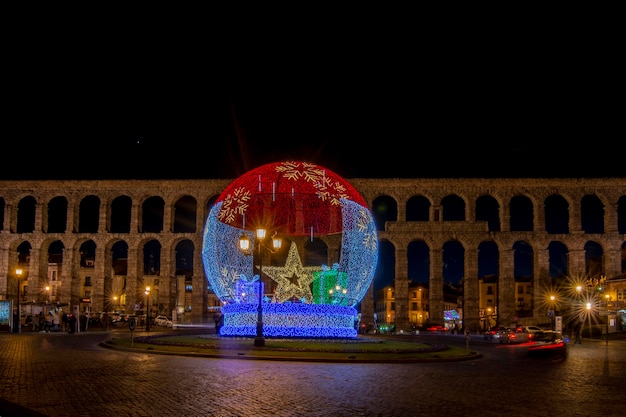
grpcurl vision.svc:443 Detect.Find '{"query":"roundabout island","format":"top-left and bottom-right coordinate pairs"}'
top-left (101, 330), bottom-right (482, 363)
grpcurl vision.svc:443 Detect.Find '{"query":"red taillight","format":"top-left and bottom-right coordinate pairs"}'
top-left (530, 342), bottom-right (564, 351)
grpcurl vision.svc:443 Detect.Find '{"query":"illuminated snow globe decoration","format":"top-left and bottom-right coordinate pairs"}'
top-left (202, 161), bottom-right (378, 338)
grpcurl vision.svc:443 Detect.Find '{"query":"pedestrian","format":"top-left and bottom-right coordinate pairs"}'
top-left (38, 311), bottom-right (45, 332)
top-left (52, 310), bottom-right (60, 332)
top-left (103, 312), bottom-right (109, 330)
top-left (68, 313), bottom-right (77, 334)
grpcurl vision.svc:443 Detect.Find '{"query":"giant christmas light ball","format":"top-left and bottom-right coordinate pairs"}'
top-left (202, 161), bottom-right (378, 338)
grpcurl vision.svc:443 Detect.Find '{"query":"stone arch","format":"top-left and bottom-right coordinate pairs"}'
top-left (407, 239), bottom-right (429, 283)
top-left (548, 240), bottom-right (569, 278)
top-left (478, 240), bottom-right (499, 278)
top-left (584, 240), bottom-right (604, 278)
top-left (141, 196), bottom-right (165, 233)
top-left (78, 195), bottom-right (100, 233)
top-left (17, 195), bottom-right (36, 233)
top-left (441, 194), bottom-right (465, 221)
top-left (476, 195), bottom-right (500, 232)
top-left (372, 195), bottom-right (397, 231)
top-left (510, 195), bottom-right (534, 232)
top-left (545, 194), bottom-right (569, 234)
top-left (581, 194), bottom-right (604, 234)
top-left (173, 195), bottom-right (197, 233)
top-left (406, 195), bottom-right (430, 221)
top-left (46, 195), bottom-right (68, 233)
top-left (442, 240), bottom-right (465, 284)
top-left (110, 195), bottom-right (132, 233)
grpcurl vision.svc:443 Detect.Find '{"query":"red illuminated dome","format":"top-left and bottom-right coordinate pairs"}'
top-left (216, 161), bottom-right (368, 236)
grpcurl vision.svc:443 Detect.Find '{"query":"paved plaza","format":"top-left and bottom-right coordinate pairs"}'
top-left (1, 328), bottom-right (625, 417)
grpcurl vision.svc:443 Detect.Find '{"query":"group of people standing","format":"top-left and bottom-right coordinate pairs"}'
top-left (27, 310), bottom-right (59, 332)
top-left (25, 309), bottom-right (80, 333)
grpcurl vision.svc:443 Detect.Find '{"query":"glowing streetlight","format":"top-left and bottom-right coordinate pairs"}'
top-left (238, 228), bottom-right (282, 347)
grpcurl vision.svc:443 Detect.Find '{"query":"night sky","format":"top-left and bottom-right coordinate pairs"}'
top-left (6, 92), bottom-right (621, 181)
top-left (4, 16), bottom-right (621, 182)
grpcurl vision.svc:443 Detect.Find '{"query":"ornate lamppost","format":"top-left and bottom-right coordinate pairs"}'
top-left (15, 268), bottom-right (23, 334)
top-left (145, 286), bottom-right (151, 332)
top-left (239, 228), bottom-right (282, 347)
top-left (549, 294), bottom-right (556, 330)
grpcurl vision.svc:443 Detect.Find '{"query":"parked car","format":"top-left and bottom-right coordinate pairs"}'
top-left (517, 325), bottom-right (543, 334)
top-left (154, 315), bottom-right (172, 327)
top-left (112, 313), bottom-right (136, 326)
top-left (527, 330), bottom-right (567, 359)
top-left (499, 327), bottom-right (533, 344)
top-left (483, 326), bottom-right (508, 341)
top-left (109, 313), bottom-right (124, 325)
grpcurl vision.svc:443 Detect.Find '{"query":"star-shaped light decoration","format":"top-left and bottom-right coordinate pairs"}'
top-left (261, 241), bottom-right (321, 303)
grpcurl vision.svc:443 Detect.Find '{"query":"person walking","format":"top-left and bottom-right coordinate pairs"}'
top-left (38, 311), bottom-right (45, 332)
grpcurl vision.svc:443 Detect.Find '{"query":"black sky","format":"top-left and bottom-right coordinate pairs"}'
top-left (4, 15), bottom-right (622, 181)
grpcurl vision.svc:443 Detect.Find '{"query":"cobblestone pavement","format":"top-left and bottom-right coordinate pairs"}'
top-left (1, 328), bottom-right (625, 417)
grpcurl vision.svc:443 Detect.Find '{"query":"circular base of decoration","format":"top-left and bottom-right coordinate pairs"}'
top-left (219, 303), bottom-right (358, 339)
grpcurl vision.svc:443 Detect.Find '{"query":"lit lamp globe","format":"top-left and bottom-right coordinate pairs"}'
top-left (202, 161), bottom-right (378, 338)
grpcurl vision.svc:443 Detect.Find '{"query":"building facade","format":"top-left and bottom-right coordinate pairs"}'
top-left (1, 177), bottom-right (625, 333)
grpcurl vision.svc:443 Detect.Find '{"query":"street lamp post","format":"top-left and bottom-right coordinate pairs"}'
top-left (145, 286), bottom-right (151, 332)
top-left (239, 228), bottom-right (281, 347)
top-left (15, 268), bottom-right (23, 334)
top-left (605, 294), bottom-right (610, 347)
top-left (575, 285), bottom-right (583, 343)
top-left (549, 294), bottom-right (556, 331)
top-left (586, 302), bottom-right (592, 341)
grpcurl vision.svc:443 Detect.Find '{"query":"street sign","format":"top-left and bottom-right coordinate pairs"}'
top-left (555, 316), bottom-right (562, 333)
